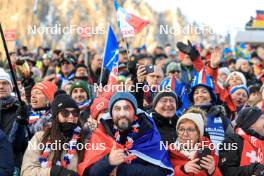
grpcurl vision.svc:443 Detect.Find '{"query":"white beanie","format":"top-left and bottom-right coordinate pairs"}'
top-left (219, 67), bottom-right (231, 76)
top-left (0, 68), bottom-right (12, 86)
top-left (225, 71), bottom-right (247, 87)
top-left (176, 113), bottom-right (205, 137)
top-left (236, 58), bottom-right (249, 70)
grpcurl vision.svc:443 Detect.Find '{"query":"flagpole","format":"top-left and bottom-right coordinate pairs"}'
top-left (122, 37), bottom-right (131, 62)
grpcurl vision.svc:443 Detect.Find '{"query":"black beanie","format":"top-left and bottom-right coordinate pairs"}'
top-left (236, 107), bottom-right (263, 131)
top-left (153, 91), bottom-right (179, 109)
top-left (51, 90), bottom-right (79, 118)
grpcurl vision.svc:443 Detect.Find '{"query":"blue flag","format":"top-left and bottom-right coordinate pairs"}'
top-left (103, 26), bottom-right (119, 72)
top-left (130, 112), bottom-right (174, 176)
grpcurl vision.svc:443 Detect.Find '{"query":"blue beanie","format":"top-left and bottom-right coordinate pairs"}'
top-left (229, 85), bottom-right (249, 97)
top-left (109, 92), bottom-right (138, 116)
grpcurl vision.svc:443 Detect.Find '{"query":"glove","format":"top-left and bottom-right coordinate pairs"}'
top-left (16, 101), bottom-right (29, 125)
top-left (176, 40), bottom-right (200, 60)
top-left (16, 58), bottom-right (30, 78)
top-left (254, 164), bottom-right (264, 176)
top-left (50, 165), bottom-right (78, 176)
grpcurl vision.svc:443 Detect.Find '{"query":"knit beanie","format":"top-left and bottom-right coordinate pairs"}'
top-left (229, 85), bottom-right (249, 97)
top-left (109, 92), bottom-right (138, 117)
top-left (176, 112), bottom-right (205, 137)
top-left (236, 107), bottom-right (263, 131)
top-left (32, 81), bottom-right (57, 102)
top-left (51, 90), bottom-right (79, 118)
top-left (225, 71), bottom-right (247, 87)
top-left (153, 91), bottom-right (179, 109)
top-left (0, 69), bottom-right (12, 86)
top-left (70, 80), bottom-right (90, 98)
top-left (219, 67), bottom-right (231, 76)
top-left (236, 58), bottom-right (249, 70)
top-left (90, 97), bottom-right (109, 119)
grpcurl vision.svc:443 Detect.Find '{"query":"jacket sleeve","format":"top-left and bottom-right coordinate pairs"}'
top-left (20, 132), bottom-right (51, 176)
top-left (219, 134), bottom-right (257, 176)
top-left (0, 132), bottom-right (14, 176)
top-left (83, 155), bottom-right (115, 176)
top-left (133, 82), bottom-right (144, 110)
top-left (192, 55), bottom-right (204, 72)
top-left (116, 162), bottom-right (167, 176)
top-left (173, 165), bottom-right (188, 176)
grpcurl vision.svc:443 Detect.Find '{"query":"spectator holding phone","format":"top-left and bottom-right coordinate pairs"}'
top-left (169, 107), bottom-right (222, 176)
top-left (136, 65), bottom-right (164, 110)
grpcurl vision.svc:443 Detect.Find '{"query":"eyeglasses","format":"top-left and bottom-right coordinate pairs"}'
top-left (177, 128), bottom-right (197, 135)
top-left (60, 109), bottom-right (80, 118)
top-left (61, 61), bottom-right (70, 65)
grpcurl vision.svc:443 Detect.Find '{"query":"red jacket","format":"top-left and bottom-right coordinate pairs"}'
top-left (168, 137), bottom-right (222, 176)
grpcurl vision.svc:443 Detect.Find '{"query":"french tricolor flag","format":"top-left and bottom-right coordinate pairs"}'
top-left (114, 0), bottom-right (149, 38)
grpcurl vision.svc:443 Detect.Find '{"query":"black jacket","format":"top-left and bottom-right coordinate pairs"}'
top-left (151, 111), bottom-right (178, 145)
top-left (219, 132), bottom-right (264, 176)
top-left (0, 129), bottom-right (14, 176)
top-left (0, 97), bottom-right (28, 169)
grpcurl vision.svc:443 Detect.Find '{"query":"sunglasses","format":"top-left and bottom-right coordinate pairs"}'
top-left (60, 109), bottom-right (80, 118)
top-left (169, 70), bottom-right (180, 74)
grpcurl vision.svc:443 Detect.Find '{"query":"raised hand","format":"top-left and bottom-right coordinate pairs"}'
top-left (176, 40), bottom-right (200, 60)
top-left (15, 58), bottom-right (30, 78)
top-left (137, 65), bottom-right (147, 83)
top-left (210, 47), bottom-right (222, 69)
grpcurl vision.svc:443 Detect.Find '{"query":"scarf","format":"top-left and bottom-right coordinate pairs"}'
top-left (29, 107), bottom-right (52, 134)
top-left (78, 99), bottom-right (91, 111)
top-left (0, 96), bottom-right (17, 109)
top-left (176, 139), bottom-right (199, 160)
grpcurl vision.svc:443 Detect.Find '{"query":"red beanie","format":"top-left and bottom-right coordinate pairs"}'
top-left (90, 97), bottom-right (109, 119)
top-left (32, 81), bottom-right (57, 102)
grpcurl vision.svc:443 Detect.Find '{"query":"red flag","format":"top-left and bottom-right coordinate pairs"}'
top-left (126, 13), bottom-right (149, 34)
top-left (78, 128), bottom-right (123, 175)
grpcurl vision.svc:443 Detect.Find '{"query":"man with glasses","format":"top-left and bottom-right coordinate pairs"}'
top-left (0, 69), bottom-right (27, 174)
top-left (151, 91), bottom-right (179, 145)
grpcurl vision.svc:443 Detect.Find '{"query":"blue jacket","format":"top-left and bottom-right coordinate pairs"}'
top-left (0, 129), bottom-right (14, 176)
